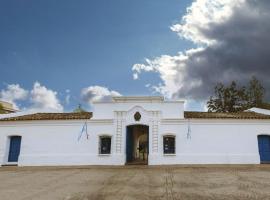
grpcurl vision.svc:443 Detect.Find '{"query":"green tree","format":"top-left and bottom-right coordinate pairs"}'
top-left (247, 76), bottom-right (265, 108)
top-left (73, 104), bottom-right (86, 113)
top-left (0, 103), bottom-right (5, 114)
top-left (207, 81), bottom-right (247, 112)
top-left (207, 77), bottom-right (266, 112)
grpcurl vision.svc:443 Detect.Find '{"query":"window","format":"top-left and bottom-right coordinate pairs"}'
top-left (99, 136), bottom-right (111, 154)
top-left (163, 135), bottom-right (175, 154)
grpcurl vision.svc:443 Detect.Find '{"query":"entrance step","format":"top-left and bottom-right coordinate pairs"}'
top-left (126, 160), bottom-right (148, 165)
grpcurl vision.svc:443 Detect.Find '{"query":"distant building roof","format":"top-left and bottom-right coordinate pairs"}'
top-left (184, 111), bottom-right (270, 119)
top-left (246, 107), bottom-right (270, 116)
top-left (0, 112), bottom-right (92, 121)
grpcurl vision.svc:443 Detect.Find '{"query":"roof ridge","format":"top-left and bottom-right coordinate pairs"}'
top-left (0, 112), bottom-right (93, 121)
top-left (184, 111), bottom-right (270, 119)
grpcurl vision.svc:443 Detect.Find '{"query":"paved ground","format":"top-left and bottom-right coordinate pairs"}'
top-left (1, 165), bottom-right (270, 200)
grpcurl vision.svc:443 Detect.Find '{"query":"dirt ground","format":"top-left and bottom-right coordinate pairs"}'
top-left (1, 165), bottom-right (270, 200)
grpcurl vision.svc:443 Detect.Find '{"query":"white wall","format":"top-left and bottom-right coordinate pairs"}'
top-left (0, 120), bottom-right (124, 166)
top-left (0, 118), bottom-right (269, 166)
top-left (150, 119), bottom-right (270, 165)
top-left (92, 100), bottom-right (184, 119)
top-left (0, 97), bottom-right (269, 166)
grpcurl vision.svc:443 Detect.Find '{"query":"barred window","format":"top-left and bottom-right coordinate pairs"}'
top-left (163, 135), bottom-right (175, 154)
top-left (99, 136), bottom-right (111, 154)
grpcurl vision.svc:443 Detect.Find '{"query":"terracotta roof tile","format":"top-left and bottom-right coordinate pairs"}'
top-left (0, 112), bottom-right (92, 121)
top-left (184, 111), bottom-right (270, 119)
top-left (1, 111), bottom-right (269, 121)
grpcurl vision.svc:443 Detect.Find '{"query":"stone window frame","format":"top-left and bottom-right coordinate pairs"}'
top-left (163, 135), bottom-right (176, 155)
top-left (98, 135), bottom-right (112, 155)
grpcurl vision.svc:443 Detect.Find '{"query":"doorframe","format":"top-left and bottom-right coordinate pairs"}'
top-left (4, 135), bottom-right (22, 165)
top-left (257, 134), bottom-right (270, 164)
top-left (125, 124), bottom-right (149, 165)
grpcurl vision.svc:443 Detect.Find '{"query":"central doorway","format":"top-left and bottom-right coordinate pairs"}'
top-left (126, 125), bottom-right (149, 165)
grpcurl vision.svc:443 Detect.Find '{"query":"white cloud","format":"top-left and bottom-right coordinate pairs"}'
top-left (0, 84), bottom-right (28, 109)
top-left (29, 82), bottom-right (63, 112)
top-left (81, 85), bottom-right (121, 105)
top-left (132, 0), bottom-right (270, 103)
top-left (170, 0), bottom-right (243, 45)
top-left (184, 99), bottom-right (208, 111)
top-left (133, 73), bottom-right (139, 80)
top-left (65, 89), bottom-right (71, 105)
top-left (145, 84), bottom-right (151, 88)
top-left (133, 48), bottom-right (204, 98)
top-left (132, 62), bottom-right (155, 73)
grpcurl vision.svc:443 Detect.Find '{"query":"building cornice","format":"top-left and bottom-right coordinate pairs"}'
top-left (161, 118), bottom-right (270, 125)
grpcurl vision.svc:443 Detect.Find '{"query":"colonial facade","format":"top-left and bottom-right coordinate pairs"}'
top-left (0, 96), bottom-right (270, 166)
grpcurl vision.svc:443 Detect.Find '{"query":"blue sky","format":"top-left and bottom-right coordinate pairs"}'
top-left (0, 0), bottom-right (195, 111)
top-left (1, 0), bottom-right (268, 112)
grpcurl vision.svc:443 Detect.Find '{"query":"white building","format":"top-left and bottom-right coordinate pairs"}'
top-left (0, 96), bottom-right (270, 166)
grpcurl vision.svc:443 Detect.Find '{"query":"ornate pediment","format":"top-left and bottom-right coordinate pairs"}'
top-left (134, 112), bottom-right (141, 121)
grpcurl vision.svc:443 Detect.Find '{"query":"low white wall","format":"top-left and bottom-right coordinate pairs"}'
top-left (0, 120), bottom-right (125, 166)
top-left (151, 119), bottom-right (269, 165)
top-left (0, 118), bottom-right (269, 166)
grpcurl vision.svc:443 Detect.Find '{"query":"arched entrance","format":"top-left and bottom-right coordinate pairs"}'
top-left (126, 125), bottom-right (149, 165)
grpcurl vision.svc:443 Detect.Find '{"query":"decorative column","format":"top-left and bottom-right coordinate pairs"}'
top-left (151, 111), bottom-right (159, 153)
top-left (115, 111), bottom-right (125, 154)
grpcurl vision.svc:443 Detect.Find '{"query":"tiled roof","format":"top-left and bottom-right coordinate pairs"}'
top-left (0, 112), bottom-right (92, 121)
top-left (184, 111), bottom-right (270, 119)
top-left (1, 111), bottom-right (269, 121)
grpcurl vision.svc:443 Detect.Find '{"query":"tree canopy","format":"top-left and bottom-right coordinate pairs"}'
top-left (207, 77), bottom-right (267, 112)
top-left (0, 103), bottom-right (5, 114)
top-left (73, 104), bottom-right (87, 113)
